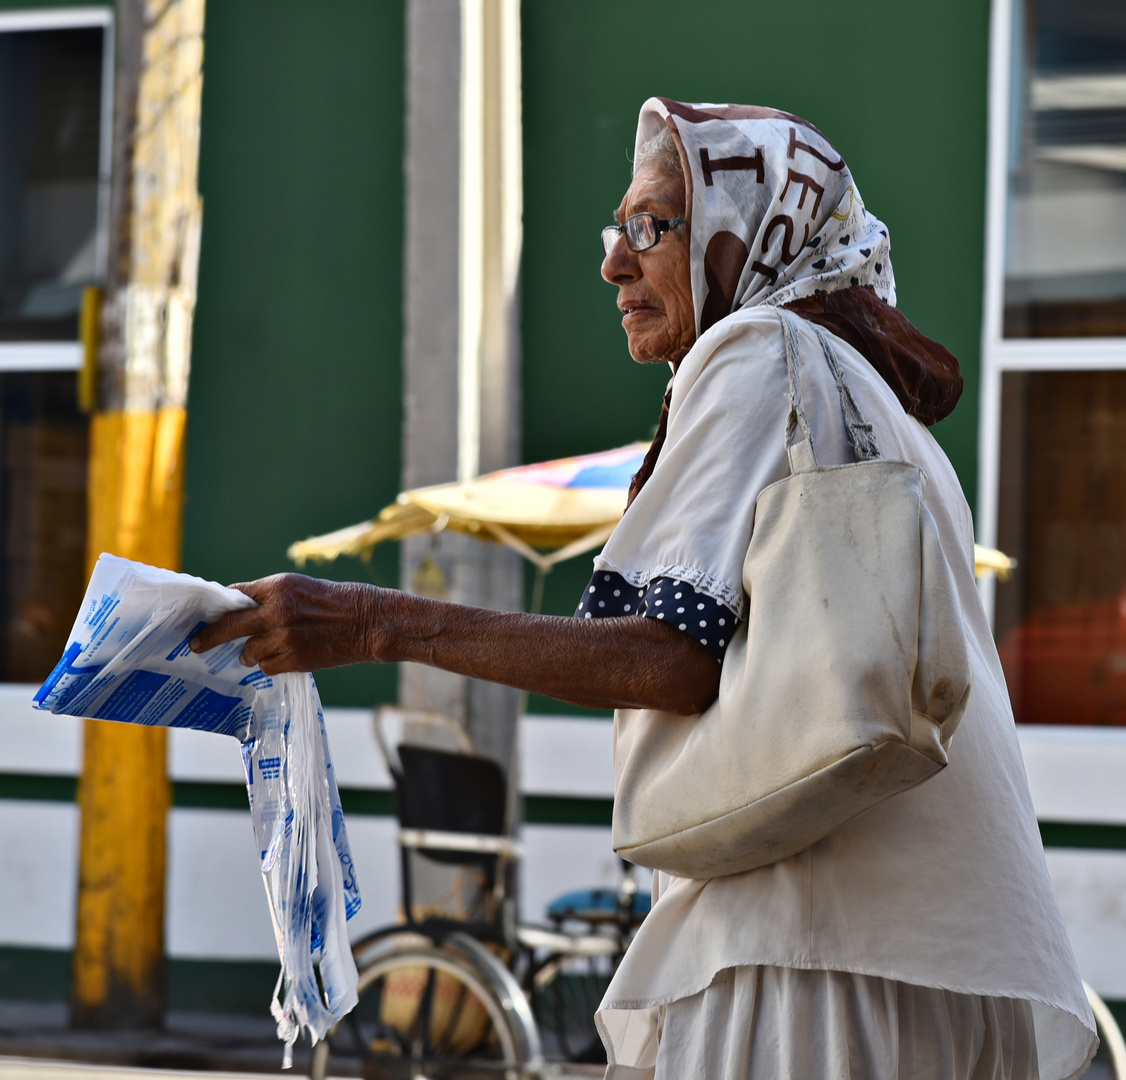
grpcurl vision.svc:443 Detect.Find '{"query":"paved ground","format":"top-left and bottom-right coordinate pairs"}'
top-left (0, 1059), bottom-right (601, 1080)
top-left (0, 1004), bottom-right (299, 1075)
top-left (0, 1003), bottom-right (602, 1080)
top-left (0, 1061), bottom-right (289, 1080)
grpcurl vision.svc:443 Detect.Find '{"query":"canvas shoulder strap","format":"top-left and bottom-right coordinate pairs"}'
top-left (778, 308), bottom-right (881, 474)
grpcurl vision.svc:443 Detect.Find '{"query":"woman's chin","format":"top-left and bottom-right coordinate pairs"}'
top-left (626, 335), bottom-right (671, 365)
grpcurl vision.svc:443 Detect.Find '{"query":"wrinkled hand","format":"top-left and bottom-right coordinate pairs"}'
top-left (189, 573), bottom-right (383, 675)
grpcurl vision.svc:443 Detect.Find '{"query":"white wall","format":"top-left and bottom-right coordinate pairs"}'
top-left (1, 686), bottom-right (1124, 999)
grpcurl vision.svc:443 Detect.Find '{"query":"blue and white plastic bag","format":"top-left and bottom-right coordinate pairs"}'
top-left (34, 554), bottom-right (360, 1063)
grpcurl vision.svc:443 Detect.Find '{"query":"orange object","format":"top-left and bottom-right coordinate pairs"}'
top-left (997, 595), bottom-right (1126, 726)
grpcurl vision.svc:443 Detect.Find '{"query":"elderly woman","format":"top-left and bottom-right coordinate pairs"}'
top-left (194, 100), bottom-right (1096, 1079)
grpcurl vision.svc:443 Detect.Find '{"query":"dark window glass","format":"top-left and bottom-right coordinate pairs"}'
top-left (995, 370), bottom-right (1126, 724)
top-left (1004, 1), bottom-right (1126, 337)
top-left (0, 27), bottom-right (105, 342)
top-left (0, 372), bottom-right (88, 683)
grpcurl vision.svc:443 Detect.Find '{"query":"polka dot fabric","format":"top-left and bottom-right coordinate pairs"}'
top-left (575, 570), bottom-right (740, 663)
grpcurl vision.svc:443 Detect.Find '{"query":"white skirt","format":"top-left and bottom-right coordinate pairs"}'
top-left (601, 965), bottom-right (1041, 1080)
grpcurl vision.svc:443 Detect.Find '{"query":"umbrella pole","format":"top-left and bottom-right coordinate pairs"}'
top-left (530, 563), bottom-right (547, 616)
top-left (514, 563), bottom-right (549, 720)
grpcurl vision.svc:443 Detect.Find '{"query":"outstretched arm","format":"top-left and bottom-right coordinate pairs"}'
top-left (190, 573), bottom-right (719, 716)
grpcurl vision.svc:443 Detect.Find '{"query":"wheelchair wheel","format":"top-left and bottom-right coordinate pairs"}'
top-left (517, 924), bottom-right (622, 1065)
top-left (1087, 982), bottom-right (1126, 1080)
top-left (530, 952), bottom-right (610, 1064)
top-left (310, 929), bottom-right (541, 1080)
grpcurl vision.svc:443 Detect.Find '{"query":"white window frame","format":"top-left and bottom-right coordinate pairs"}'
top-left (977, 0), bottom-right (1126, 624)
top-left (0, 7), bottom-right (114, 373)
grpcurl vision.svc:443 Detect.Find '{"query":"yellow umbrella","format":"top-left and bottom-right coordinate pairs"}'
top-left (288, 444), bottom-right (648, 573)
top-left (973, 545), bottom-right (1017, 581)
top-left (288, 441), bottom-right (1015, 581)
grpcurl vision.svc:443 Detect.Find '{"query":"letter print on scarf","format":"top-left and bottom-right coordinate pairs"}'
top-left (635, 99), bottom-right (896, 333)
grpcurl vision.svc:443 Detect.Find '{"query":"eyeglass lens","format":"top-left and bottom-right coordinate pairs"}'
top-left (626, 214), bottom-right (659, 250)
top-left (602, 213), bottom-right (661, 256)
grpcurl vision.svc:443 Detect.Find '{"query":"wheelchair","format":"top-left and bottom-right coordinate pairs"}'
top-left (308, 715), bottom-right (648, 1080)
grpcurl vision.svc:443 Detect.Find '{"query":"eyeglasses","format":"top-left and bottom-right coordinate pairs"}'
top-left (601, 213), bottom-right (686, 256)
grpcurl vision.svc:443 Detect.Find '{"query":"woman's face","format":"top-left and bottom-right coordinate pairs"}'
top-left (602, 161), bottom-right (696, 364)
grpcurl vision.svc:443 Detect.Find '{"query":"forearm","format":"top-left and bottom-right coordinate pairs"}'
top-left (191, 574), bottom-right (720, 715)
top-left (364, 587), bottom-right (718, 715)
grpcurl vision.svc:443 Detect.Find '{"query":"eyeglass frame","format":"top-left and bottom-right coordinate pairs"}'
top-left (601, 213), bottom-right (687, 256)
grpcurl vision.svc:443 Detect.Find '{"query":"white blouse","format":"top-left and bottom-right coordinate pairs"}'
top-left (593, 308), bottom-right (1097, 1080)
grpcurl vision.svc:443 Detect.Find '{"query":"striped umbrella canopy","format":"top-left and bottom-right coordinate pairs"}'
top-left (288, 442), bottom-right (1013, 580)
top-left (288, 444), bottom-right (647, 572)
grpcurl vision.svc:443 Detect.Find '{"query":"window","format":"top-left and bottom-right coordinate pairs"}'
top-left (0, 370), bottom-right (89, 681)
top-left (981, 0), bottom-right (1126, 725)
top-left (0, 9), bottom-right (112, 682)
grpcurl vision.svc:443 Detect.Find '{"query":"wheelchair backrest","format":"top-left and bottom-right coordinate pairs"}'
top-left (395, 744), bottom-right (508, 866)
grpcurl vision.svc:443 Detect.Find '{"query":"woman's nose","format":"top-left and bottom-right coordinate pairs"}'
top-left (601, 235), bottom-right (640, 285)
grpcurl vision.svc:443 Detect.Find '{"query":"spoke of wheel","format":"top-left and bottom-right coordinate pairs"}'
top-left (432, 978), bottom-right (471, 1057)
top-left (556, 971), bottom-right (577, 1061)
top-left (412, 966), bottom-right (439, 1062)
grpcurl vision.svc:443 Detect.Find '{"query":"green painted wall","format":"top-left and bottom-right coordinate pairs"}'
top-left (6, 0), bottom-right (991, 712)
top-left (520, 0), bottom-right (991, 652)
top-left (182, 1), bottom-right (405, 707)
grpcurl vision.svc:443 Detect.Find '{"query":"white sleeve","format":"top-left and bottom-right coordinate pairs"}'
top-left (593, 310), bottom-right (794, 621)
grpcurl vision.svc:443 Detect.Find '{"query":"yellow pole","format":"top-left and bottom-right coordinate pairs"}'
top-left (71, 0), bottom-right (204, 1028)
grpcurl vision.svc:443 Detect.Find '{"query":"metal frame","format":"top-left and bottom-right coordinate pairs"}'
top-left (976, 0), bottom-right (1126, 624)
top-left (1086, 982), bottom-right (1126, 1079)
top-left (0, 6), bottom-right (114, 373)
top-left (398, 827), bottom-right (523, 858)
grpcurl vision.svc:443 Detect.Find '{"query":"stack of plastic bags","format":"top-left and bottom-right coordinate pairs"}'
top-left (34, 554), bottom-right (360, 1064)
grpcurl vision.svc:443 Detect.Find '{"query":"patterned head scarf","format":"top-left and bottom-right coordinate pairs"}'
top-left (624, 99), bottom-right (962, 508)
top-left (635, 98), bottom-right (895, 332)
